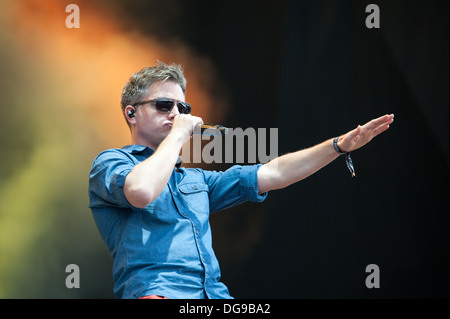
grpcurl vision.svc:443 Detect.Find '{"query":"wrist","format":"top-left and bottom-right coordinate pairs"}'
top-left (333, 137), bottom-right (347, 155)
top-left (332, 137), bottom-right (356, 177)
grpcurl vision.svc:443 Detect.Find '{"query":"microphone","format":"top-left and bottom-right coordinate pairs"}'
top-left (193, 124), bottom-right (229, 136)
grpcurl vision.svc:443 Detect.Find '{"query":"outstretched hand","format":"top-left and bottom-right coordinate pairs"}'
top-left (337, 114), bottom-right (394, 153)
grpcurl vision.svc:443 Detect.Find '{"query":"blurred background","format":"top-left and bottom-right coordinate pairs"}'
top-left (0, 0), bottom-right (447, 298)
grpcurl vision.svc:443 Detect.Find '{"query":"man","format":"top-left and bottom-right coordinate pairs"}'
top-left (88, 62), bottom-right (394, 299)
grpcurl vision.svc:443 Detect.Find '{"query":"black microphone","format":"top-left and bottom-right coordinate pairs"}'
top-left (193, 124), bottom-right (229, 136)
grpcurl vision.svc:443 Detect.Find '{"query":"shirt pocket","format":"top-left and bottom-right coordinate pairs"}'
top-left (178, 183), bottom-right (210, 215)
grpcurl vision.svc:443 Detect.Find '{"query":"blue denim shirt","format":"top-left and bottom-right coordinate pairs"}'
top-left (88, 145), bottom-right (267, 299)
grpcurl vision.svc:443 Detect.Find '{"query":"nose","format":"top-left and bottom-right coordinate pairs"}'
top-left (168, 103), bottom-right (180, 118)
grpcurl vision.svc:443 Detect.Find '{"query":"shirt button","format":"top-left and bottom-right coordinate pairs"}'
top-left (196, 230), bottom-right (199, 235)
top-left (194, 186), bottom-right (198, 190)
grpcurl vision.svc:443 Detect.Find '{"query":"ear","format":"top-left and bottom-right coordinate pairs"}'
top-left (124, 105), bottom-right (137, 125)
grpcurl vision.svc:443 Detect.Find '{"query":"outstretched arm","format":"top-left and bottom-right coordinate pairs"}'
top-left (257, 114), bottom-right (394, 194)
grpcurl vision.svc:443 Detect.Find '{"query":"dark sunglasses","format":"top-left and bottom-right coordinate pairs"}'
top-left (133, 98), bottom-right (191, 114)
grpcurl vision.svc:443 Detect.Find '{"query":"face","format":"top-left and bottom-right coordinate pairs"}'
top-left (127, 80), bottom-right (185, 149)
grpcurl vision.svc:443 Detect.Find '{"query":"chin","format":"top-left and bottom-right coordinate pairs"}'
top-left (156, 131), bottom-right (170, 144)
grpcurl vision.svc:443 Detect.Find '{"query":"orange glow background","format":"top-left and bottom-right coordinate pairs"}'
top-left (0, 0), bottom-right (227, 297)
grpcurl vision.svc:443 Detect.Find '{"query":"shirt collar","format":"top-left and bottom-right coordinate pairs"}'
top-left (121, 145), bottom-right (155, 155)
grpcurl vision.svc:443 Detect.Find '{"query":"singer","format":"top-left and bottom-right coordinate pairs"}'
top-left (88, 62), bottom-right (394, 299)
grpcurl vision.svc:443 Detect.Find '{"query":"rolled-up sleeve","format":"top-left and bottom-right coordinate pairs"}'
top-left (202, 164), bottom-right (268, 213)
top-left (238, 164), bottom-right (268, 203)
top-left (88, 150), bottom-right (135, 209)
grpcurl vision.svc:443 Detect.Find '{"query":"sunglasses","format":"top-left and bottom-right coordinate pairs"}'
top-left (133, 98), bottom-right (191, 114)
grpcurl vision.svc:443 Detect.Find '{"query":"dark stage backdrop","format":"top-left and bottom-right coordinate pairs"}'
top-left (0, 0), bottom-right (447, 299)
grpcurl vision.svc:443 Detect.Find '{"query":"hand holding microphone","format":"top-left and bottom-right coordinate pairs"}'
top-left (171, 114), bottom-right (228, 144)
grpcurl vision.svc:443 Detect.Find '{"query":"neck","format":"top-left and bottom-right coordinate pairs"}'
top-left (130, 131), bottom-right (159, 150)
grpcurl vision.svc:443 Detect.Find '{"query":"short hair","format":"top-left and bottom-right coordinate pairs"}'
top-left (120, 61), bottom-right (187, 128)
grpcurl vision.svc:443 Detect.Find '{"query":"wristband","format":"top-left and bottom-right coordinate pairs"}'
top-left (333, 137), bottom-right (356, 177)
top-left (345, 152), bottom-right (356, 177)
top-left (333, 137), bottom-right (346, 155)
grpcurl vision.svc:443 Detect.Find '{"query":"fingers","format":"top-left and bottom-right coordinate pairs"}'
top-left (365, 114), bottom-right (394, 137)
top-left (187, 115), bottom-right (204, 132)
top-left (365, 114), bottom-right (394, 130)
top-left (192, 115), bottom-right (204, 128)
top-left (173, 114), bottom-right (204, 134)
top-left (371, 122), bottom-right (391, 137)
top-left (338, 114), bottom-right (394, 153)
